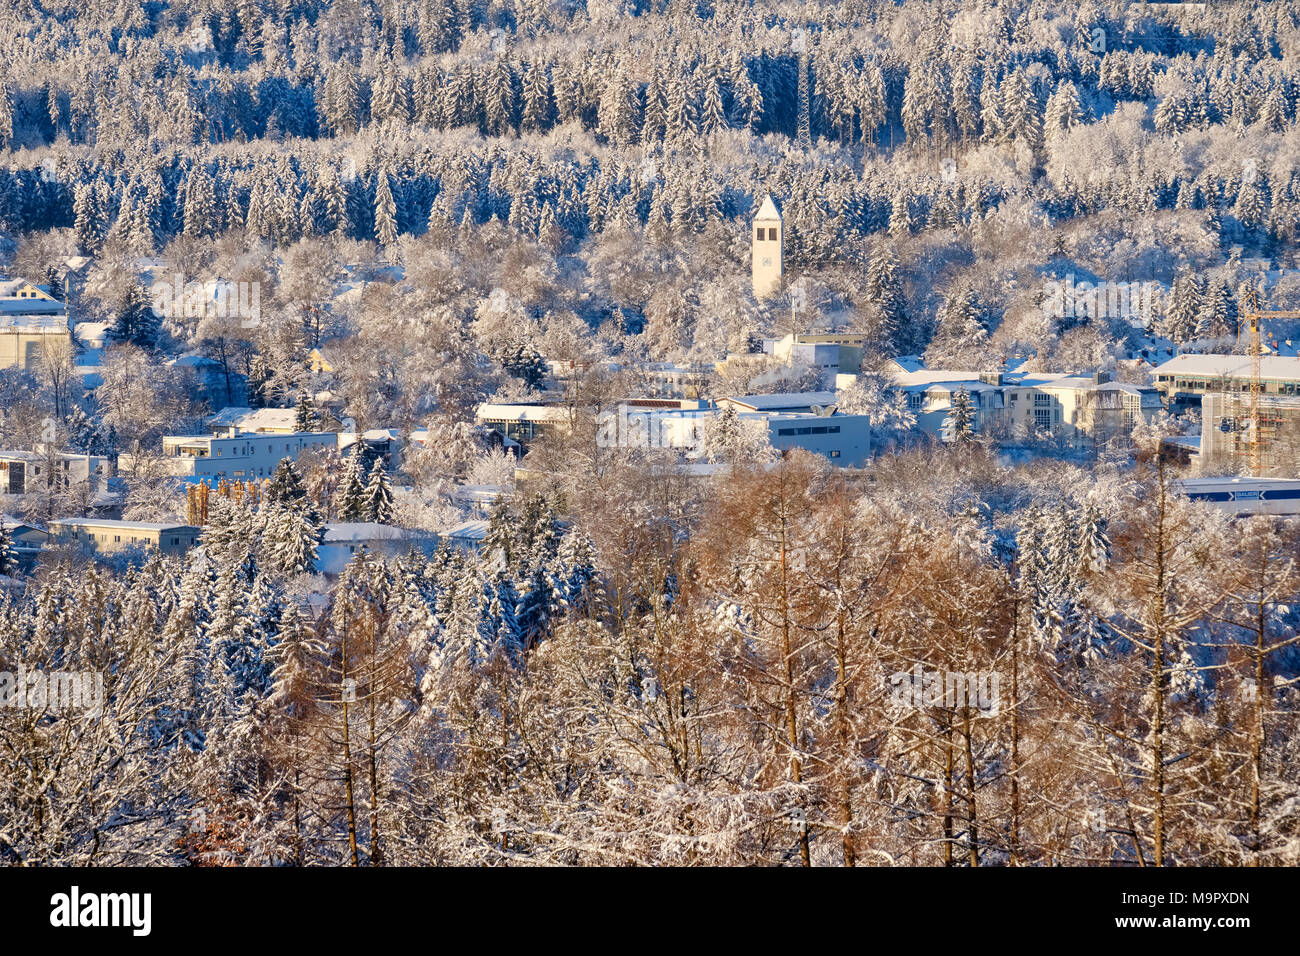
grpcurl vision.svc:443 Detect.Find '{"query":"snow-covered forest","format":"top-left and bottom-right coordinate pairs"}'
top-left (3, 445), bottom-right (1300, 866)
top-left (2, 0), bottom-right (1300, 867)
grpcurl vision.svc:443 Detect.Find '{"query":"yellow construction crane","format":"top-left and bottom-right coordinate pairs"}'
top-left (1238, 291), bottom-right (1300, 476)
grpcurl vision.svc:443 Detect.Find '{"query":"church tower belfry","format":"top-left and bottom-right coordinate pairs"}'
top-left (752, 194), bottom-right (783, 299)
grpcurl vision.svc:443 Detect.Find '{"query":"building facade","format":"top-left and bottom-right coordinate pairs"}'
top-left (0, 279), bottom-right (72, 371)
top-left (1198, 392), bottom-right (1300, 477)
top-left (1152, 354), bottom-right (1300, 412)
top-left (0, 451), bottom-right (112, 495)
top-left (121, 432), bottom-right (337, 480)
top-left (49, 519), bottom-right (200, 557)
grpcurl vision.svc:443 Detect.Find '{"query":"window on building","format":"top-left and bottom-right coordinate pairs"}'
top-left (756, 228), bottom-right (765, 240)
top-left (1034, 408), bottom-right (1052, 430)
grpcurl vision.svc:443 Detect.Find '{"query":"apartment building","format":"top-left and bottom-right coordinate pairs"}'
top-left (120, 431), bottom-right (337, 480)
top-left (49, 519), bottom-right (200, 557)
top-left (887, 368), bottom-right (1161, 447)
top-left (1003, 374), bottom-right (1164, 447)
top-left (595, 399), bottom-right (874, 466)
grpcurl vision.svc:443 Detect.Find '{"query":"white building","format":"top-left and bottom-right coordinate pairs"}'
top-left (207, 407), bottom-right (299, 435)
top-left (892, 371), bottom-right (1010, 439)
top-left (886, 367), bottom-right (1162, 447)
top-left (476, 402), bottom-right (575, 445)
top-left (0, 450), bottom-right (112, 495)
top-left (761, 334), bottom-right (867, 386)
top-left (1003, 374), bottom-right (1164, 447)
top-left (752, 195), bottom-right (783, 299)
top-left (121, 431), bottom-right (337, 481)
top-left (596, 400), bottom-right (873, 467)
top-left (721, 392), bottom-right (840, 414)
top-left (317, 523), bottom-right (435, 575)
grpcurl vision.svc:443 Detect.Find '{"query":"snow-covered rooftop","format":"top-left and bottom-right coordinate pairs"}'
top-left (755, 194), bottom-right (781, 221)
top-left (725, 391), bottom-right (837, 411)
top-left (443, 520), bottom-right (488, 543)
top-left (1153, 353), bottom-right (1300, 381)
top-left (207, 407), bottom-right (299, 432)
top-left (49, 518), bottom-right (197, 532)
top-left (476, 403), bottom-right (573, 423)
top-left (322, 523), bottom-right (409, 542)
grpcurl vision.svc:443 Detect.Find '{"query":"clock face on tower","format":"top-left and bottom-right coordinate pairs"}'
top-left (761, 257), bottom-right (772, 267)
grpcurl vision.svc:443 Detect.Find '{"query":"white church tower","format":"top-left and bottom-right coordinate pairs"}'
top-left (752, 194), bottom-right (783, 299)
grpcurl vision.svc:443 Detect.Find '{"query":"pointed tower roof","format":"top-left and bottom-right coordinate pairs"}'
top-left (755, 194), bottom-right (781, 221)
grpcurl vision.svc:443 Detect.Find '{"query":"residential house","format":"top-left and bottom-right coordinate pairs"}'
top-left (0, 515), bottom-right (49, 569)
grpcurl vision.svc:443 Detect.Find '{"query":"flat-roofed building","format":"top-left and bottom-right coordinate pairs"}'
top-left (720, 391), bottom-right (840, 414)
top-left (596, 400), bottom-right (873, 466)
top-left (0, 450), bottom-right (112, 495)
top-left (761, 334), bottom-right (867, 384)
top-left (49, 519), bottom-right (200, 557)
top-left (1152, 354), bottom-right (1300, 412)
top-left (120, 431), bottom-right (337, 481)
top-left (206, 406), bottom-right (300, 435)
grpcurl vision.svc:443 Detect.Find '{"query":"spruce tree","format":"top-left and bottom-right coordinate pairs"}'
top-left (0, 517), bottom-right (15, 577)
top-left (265, 458), bottom-right (307, 507)
top-left (335, 450), bottom-right (369, 521)
top-left (361, 458), bottom-right (395, 524)
top-left (943, 388), bottom-right (977, 444)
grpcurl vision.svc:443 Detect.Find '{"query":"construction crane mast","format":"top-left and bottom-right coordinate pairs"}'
top-left (1238, 290), bottom-right (1300, 476)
